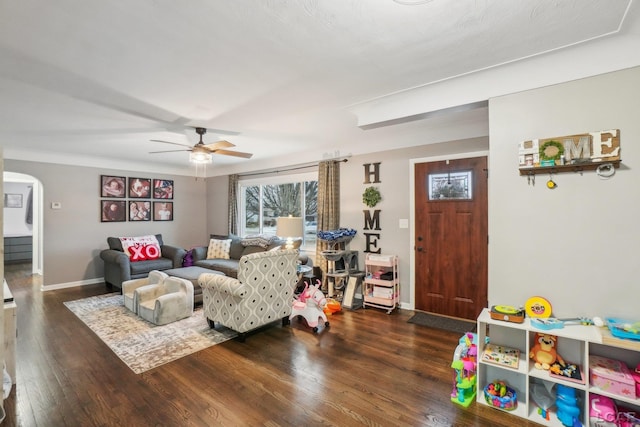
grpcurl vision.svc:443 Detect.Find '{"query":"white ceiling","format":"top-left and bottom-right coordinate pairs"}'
top-left (0, 0), bottom-right (638, 177)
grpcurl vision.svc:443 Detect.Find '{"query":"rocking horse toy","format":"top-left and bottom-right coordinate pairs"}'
top-left (290, 280), bottom-right (330, 333)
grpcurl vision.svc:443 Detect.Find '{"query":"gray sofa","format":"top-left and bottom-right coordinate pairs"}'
top-left (100, 234), bottom-right (186, 290)
top-left (191, 234), bottom-right (312, 279)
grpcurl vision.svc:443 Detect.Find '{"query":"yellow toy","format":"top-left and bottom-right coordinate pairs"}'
top-left (529, 332), bottom-right (564, 370)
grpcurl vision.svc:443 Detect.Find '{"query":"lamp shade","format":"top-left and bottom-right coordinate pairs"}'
top-left (276, 217), bottom-right (303, 249)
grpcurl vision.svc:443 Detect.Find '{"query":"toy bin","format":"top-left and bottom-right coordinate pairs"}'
top-left (618, 406), bottom-right (640, 427)
top-left (483, 382), bottom-right (517, 411)
top-left (632, 370), bottom-right (640, 396)
top-left (589, 394), bottom-right (618, 427)
top-left (590, 355), bottom-right (636, 399)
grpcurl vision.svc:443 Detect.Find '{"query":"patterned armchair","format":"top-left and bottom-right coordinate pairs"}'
top-left (199, 249), bottom-right (299, 340)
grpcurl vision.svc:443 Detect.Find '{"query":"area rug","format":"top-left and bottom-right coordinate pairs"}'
top-left (408, 312), bottom-right (476, 334)
top-left (64, 293), bottom-right (237, 374)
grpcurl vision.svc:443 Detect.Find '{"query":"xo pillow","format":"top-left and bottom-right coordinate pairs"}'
top-left (119, 235), bottom-right (161, 262)
top-left (207, 238), bottom-right (232, 259)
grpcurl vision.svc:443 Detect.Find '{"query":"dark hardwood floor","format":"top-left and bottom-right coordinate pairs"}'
top-left (1, 264), bottom-right (540, 426)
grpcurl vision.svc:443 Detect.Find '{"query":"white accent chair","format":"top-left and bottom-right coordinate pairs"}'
top-left (199, 249), bottom-right (298, 341)
top-left (136, 276), bottom-right (194, 325)
top-left (122, 270), bottom-right (168, 314)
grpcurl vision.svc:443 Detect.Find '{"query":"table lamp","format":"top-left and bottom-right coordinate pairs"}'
top-left (276, 216), bottom-right (303, 249)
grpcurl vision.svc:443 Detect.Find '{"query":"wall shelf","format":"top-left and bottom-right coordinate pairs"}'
top-left (519, 160), bottom-right (621, 176)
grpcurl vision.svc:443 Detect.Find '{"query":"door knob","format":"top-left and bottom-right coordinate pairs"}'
top-left (417, 247), bottom-right (423, 252)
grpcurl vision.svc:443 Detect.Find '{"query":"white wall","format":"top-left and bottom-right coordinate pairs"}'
top-left (3, 182), bottom-right (32, 237)
top-left (488, 66), bottom-right (640, 319)
top-left (207, 175), bottom-right (230, 239)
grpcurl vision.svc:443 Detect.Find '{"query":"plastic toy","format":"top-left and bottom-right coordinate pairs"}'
top-left (530, 382), bottom-right (554, 421)
top-left (525, 296), bottom-right (553, 318)
top-left (531, 317), bottom-right (595, 330)
top-left (323, 298), bottom-right (341, 315)
top-left (490, 305), bottom-right (525, 323)
top-left (606, 317), bottom-right (640, 341)
top-left (556, 384), bottom-right (583, 427)
top-left (450, 332), bottom-right (477, 407)
top-left (483, 381), bottom-right (517, 411)
top-left (529, 332), bottom-right (564, 370)
top-left (290, 280), bottom-right (330, 333)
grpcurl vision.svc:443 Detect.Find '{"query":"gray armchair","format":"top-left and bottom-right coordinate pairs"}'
top-left (199, 249), bottom-right (299, 341)
top-left (100, 234), bottom-right (186, 290)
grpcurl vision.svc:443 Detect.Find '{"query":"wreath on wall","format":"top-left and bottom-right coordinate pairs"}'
top-left (362, 186), bottom-right (382, 208)
top-left (539, 140), bottom-right (565, 162)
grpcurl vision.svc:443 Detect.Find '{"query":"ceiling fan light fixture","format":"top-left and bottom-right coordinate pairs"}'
top-left (189, 150), bottom-right (212, 164)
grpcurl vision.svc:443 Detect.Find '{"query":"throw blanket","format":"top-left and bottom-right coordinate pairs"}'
top-left (317, 228), bottom-right (357, 241)
top-left (119, 235), bottom-right (161, 262)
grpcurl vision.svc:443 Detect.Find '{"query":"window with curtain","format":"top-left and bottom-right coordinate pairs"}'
top-left (239, 172), bottom-right (318, 251)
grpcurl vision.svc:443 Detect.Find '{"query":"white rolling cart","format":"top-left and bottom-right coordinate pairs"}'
top-left (363, 254), bottom-right (399, 314)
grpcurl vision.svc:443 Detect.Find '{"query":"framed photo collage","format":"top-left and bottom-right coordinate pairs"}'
top-left (100, 175), bottom-right (174, 223)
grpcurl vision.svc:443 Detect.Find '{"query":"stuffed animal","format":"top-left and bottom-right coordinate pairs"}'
top-left (529, 332), bottom-right (564, 370)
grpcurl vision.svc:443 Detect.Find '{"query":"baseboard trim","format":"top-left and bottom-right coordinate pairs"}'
top-left (42, 277), bottom-right (105, 292)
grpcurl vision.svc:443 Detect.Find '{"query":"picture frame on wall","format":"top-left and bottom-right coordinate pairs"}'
top-left (4, 193), bottom-right (23, 208)
top-left (153, 179), bottom-right (174, 199)
top-left (101, 200), bottom-right (126, 222)
top-left (153, 202), bottom-right (173, 221)
top-left (129, 200), bottom-right (151, 221)
top-left (128, 177), bottom-right (152, 198)
top-left (101, 175), bottom-right (126, 198)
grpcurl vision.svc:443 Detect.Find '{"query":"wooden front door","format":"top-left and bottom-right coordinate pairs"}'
top-left (414, 157), bottom-right (488, 320)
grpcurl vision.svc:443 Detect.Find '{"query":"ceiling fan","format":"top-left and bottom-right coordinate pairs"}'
top-left (149, 127), bottom-right (253, 162)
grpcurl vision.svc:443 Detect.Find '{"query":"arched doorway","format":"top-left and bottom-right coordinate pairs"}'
top-left (3, 172), bottom-right (43, 277)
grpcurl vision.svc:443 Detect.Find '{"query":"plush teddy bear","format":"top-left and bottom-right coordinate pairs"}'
top-left (529, 332), bottom-right (564, 370)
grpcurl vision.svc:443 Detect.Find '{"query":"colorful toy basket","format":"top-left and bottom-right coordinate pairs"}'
top-left (483, 383), bottom-right (517, 411)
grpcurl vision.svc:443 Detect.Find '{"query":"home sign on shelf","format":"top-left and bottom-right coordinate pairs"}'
top-left (518, 129), bottom-right (621, 176)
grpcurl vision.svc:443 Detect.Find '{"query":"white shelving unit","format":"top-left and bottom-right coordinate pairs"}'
top-left (363, 254), bottom-right (399, 314)
top-left (476, 308), bottom-right (640, 426)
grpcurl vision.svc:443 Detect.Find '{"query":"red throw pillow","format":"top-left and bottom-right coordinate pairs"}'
top-left (119, 235), bottom-right (161, 262)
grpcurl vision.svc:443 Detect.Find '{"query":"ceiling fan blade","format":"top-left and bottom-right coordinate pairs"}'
top-left (214, 149), bottom-right (253, 159)
top-left (203, 140), bottom-right (235, 151)
top-left (150, 139), bottom-right (192, 148)
top-left (149, 149), bottom-right (191, 154)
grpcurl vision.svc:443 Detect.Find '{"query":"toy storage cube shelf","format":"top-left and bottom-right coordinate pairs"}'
top-left (476, 308), bottom-right (640, 426)
top-left (363, 254), bottom-right (399, 314)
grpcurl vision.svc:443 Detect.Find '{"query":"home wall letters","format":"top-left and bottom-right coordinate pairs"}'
top-left (362, 162), bottom-right (382, 254)
top-left (518, 129), bottom-right (621, 172)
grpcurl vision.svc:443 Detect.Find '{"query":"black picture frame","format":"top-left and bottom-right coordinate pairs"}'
top-left (101, 200), bottom-right (126, 222)
top-left (128, 177), bottom-right (152, 199)
top-left (153, 202), bottom-right (173, 221)
top-left (153, 179), bottom-right (174, 199)
top-left (128, 200), bottom-right (151, 222)
top-left (101, 175), bottom-right (126, 198)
